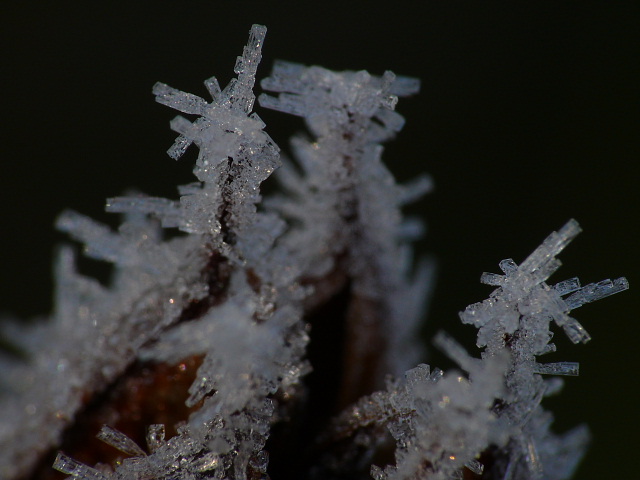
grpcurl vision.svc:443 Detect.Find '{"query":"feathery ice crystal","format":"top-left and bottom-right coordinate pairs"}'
top-left (0, 25), bottom-right (628, 480)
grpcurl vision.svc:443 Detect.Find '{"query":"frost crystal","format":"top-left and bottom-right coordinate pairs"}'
top-left (457, 219), bottom-right (628, 479)
top-left (260, 62), bottom-right (434, 384)
top-left (0, 24), bottom-right (628, 480)
top-left (326, 221), bottom-right (627, 480)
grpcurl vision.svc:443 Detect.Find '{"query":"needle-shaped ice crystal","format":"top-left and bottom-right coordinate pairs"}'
top-left (457, 219), bottom-right (628, 479)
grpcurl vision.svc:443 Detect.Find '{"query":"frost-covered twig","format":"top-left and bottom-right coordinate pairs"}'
top-left (321, 221), bottom-right (627, 480)
top-left (260, 60), bottom-right (434, 403)
top-left (0, 25), bottom-right (628, 480)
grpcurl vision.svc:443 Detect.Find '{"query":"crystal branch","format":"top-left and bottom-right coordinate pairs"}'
top-left (0, 24), bottom-right (628, 480)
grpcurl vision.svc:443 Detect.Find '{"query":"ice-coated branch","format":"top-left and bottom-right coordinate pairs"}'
top-left (320, 220), bottom-right (627, 480)
top-left (112, 24), bottom-right (282, 264)
top-left (0, 25), bottom-right (288, 480)
top-left (0, 23), bottom-right (628, 480)
top-left (458, 219), bottom-right (628, 479)
top-left (260, 60), bottom-right (434, 401)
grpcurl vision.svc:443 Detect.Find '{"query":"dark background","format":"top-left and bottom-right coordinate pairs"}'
top-left (1, 2), bottom-right (638, 479)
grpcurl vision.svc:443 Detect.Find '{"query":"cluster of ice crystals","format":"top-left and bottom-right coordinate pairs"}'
top-left (457, 219), bottom-right (628, 479)
top-left (0, 208), bottom-right (208, 479)
top-left (329, 338), bottom-right (509, 480)
top-left (324, 220), bottom-right (627, 480)
top-left (0, 25), bottom-right (297, 480)
top-left (140, 282), bottom-right (309, 443)
top-left (53, 415), bottom-right (274, 480)
top-left (0, 24), bottom-right (628, 480)
top-left (260, 62), bottom-right (434, 378)
top-left (109, 24), bottom-right (283, 265)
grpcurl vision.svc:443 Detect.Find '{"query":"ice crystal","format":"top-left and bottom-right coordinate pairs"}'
top-left (456, 219), bottom-right (629, 479)
top-left (259, 61), bottom-right (434, 385)
top-left (0, 24), bottom-right (628, 480)
top-left (326, 221), bottom-right (627, 480)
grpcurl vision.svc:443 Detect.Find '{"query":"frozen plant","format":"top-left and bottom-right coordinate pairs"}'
top-left (0, 25), bottom-right (628, 480)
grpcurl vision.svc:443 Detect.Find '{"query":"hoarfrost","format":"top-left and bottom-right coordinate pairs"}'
top-left (0, 24), bottom-right (628, 480)
top-left (260, 61), bottom-right (434, 383)
top-left (323, 220), bottom-right (627, 480)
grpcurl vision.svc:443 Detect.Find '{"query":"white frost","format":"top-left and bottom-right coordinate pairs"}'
top-left (0, 24), bottom-right (628, 480)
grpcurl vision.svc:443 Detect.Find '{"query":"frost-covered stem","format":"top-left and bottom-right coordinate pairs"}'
top-left (260, 64), bottom-right (432, 405)
top-left (0, 24), bottom-right (628, 480)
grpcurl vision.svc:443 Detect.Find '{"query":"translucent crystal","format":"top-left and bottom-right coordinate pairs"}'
top-left (96, 425), bottom-right (146, 457)
top-left (564, 277), bottom-right (629, 310)
top-left (53, 453), bottom-right (108, 479)
top-left (553, 277), bottom-right (581, 296)
top-left (534, 362), bottom-right (580, 376)
top-left (106, 196), bottom-right (182, 228)
top-left (465, 459), bottom-right (484, 475)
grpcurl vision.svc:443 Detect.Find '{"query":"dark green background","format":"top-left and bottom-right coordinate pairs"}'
top-left (2, 3), bottom-right (638, 478)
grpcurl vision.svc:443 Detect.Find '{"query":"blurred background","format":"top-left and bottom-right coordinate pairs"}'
top-left (1, 2), bottom-right (638, 478)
